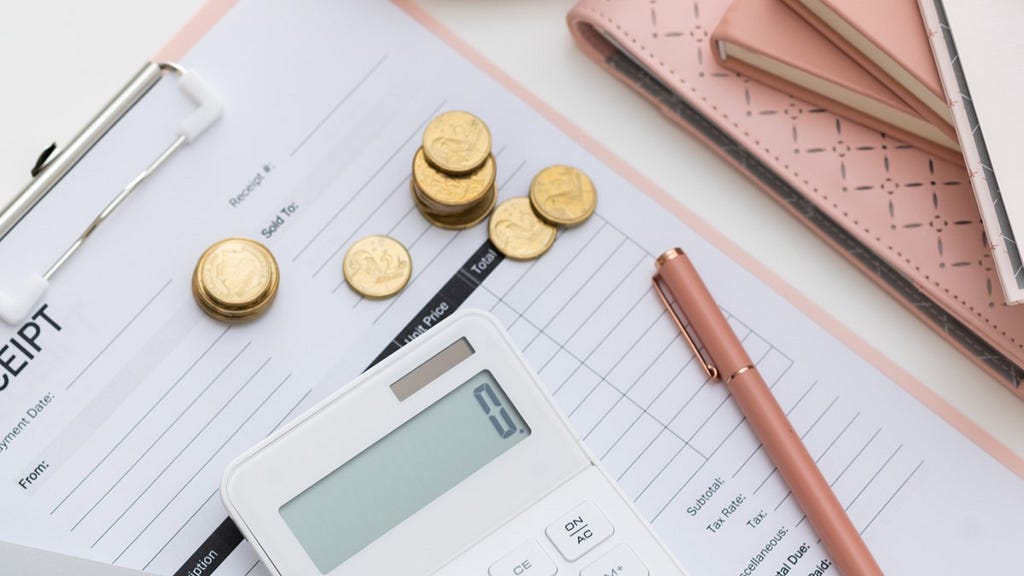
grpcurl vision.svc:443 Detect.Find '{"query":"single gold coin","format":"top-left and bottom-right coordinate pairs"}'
top-left (343, 235), bottom-right (413, 299)
top-left (411, 180), bottom-right (496, 230)
top-left (488, 197), bottom-right (557, 260)
top-left (422, 111), bottom-right (492, 175)
top-left (529, 165), bottom-right (597, 227)
top-left (193, 238), bottom-right (279, 322)
top-left (412, 147), bottom-right (495, 212)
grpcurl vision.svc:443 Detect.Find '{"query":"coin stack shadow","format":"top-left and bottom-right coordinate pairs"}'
top-left (412, 111), bottom-right (497, 229)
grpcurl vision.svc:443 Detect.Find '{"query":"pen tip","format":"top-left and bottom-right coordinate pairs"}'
top-left (656, 248), bottom-right (684, 266)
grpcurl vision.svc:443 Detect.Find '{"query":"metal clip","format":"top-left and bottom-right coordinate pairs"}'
top-left (0, 62), bottom-right (223, 325)
top-left (652, 277), bottom-right (720, 381)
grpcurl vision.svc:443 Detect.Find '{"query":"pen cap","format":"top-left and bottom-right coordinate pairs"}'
top-left (654, 249), bottom-right (752, 379)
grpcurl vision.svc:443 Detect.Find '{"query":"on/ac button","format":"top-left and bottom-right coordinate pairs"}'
top-left (545, 501), bottom-right (614, 562)
top-left (489, 540), bottom-right (558, 576)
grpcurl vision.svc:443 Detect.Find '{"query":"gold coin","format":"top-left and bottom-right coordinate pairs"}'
top-left (488, 197), bottom-right (557, 260)
top-left (343, 235), bottom-right (413, 299)
top-left (529, 165), bottom-right (597, 227)
top-left (198, 239), bottom-right (277, 308)
top-left (193, 238), bottom-right (279, 322)
top-left (412, 147), bottom-right (495, 212)
top-left (422, 111), bottom-right (492, 175)
top-left (411, 180), bottom-right (496, 230)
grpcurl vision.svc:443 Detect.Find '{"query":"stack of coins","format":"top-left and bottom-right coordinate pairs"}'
top-left (412, 111), bottom-right (497, 229)
top-left (489, 165), bottom-right (597, 261)
top-left (193, 238), bottom-right (280, 322)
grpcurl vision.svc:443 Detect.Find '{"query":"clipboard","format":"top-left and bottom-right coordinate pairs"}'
top-left (3, 2), bottom-right (1024, 575)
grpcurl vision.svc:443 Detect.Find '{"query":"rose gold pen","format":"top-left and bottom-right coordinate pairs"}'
top-left (653, 248), bottom-right (882, 576)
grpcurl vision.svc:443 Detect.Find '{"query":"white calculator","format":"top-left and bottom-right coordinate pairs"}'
top-left (221, 310), bottom-right (689, 576)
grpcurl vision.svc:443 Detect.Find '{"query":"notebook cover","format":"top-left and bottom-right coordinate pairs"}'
top-left (780, 0), bottom-right (956, 138)
top-left (567, 0), bottom-right (1024, 397)
top-left (712, 0), bottom-right (960, 164)
top-left (919, 0), bottom-right (1024, 306)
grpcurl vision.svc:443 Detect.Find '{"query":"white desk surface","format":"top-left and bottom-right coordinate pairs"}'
top-left (2, 0), bottom-right (1021, 464)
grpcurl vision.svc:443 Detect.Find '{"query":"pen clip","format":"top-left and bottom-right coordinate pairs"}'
top-left (653, 277), bottom-right (720, 381)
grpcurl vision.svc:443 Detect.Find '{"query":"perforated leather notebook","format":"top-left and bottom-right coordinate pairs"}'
top-left (568, 0), bottom-right (1024, 397)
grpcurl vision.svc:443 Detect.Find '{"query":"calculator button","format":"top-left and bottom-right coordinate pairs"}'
top-left (579, 545), bottom-right (648, 576)
top-left (489, 541), bottom-right (557, 576)
top-left (545, 501), bottom-right (614, 561)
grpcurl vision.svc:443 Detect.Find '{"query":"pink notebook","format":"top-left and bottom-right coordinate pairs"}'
top-left (711, 0), bottom-right (960, 164)
top-left (568, 0), bottom-right (1024, 398)
top-left (780, 0), bottom-right (956, 139)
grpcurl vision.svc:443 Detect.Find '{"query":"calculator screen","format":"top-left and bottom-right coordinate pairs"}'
top-left (279, 370), bottom-right (531, 573)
